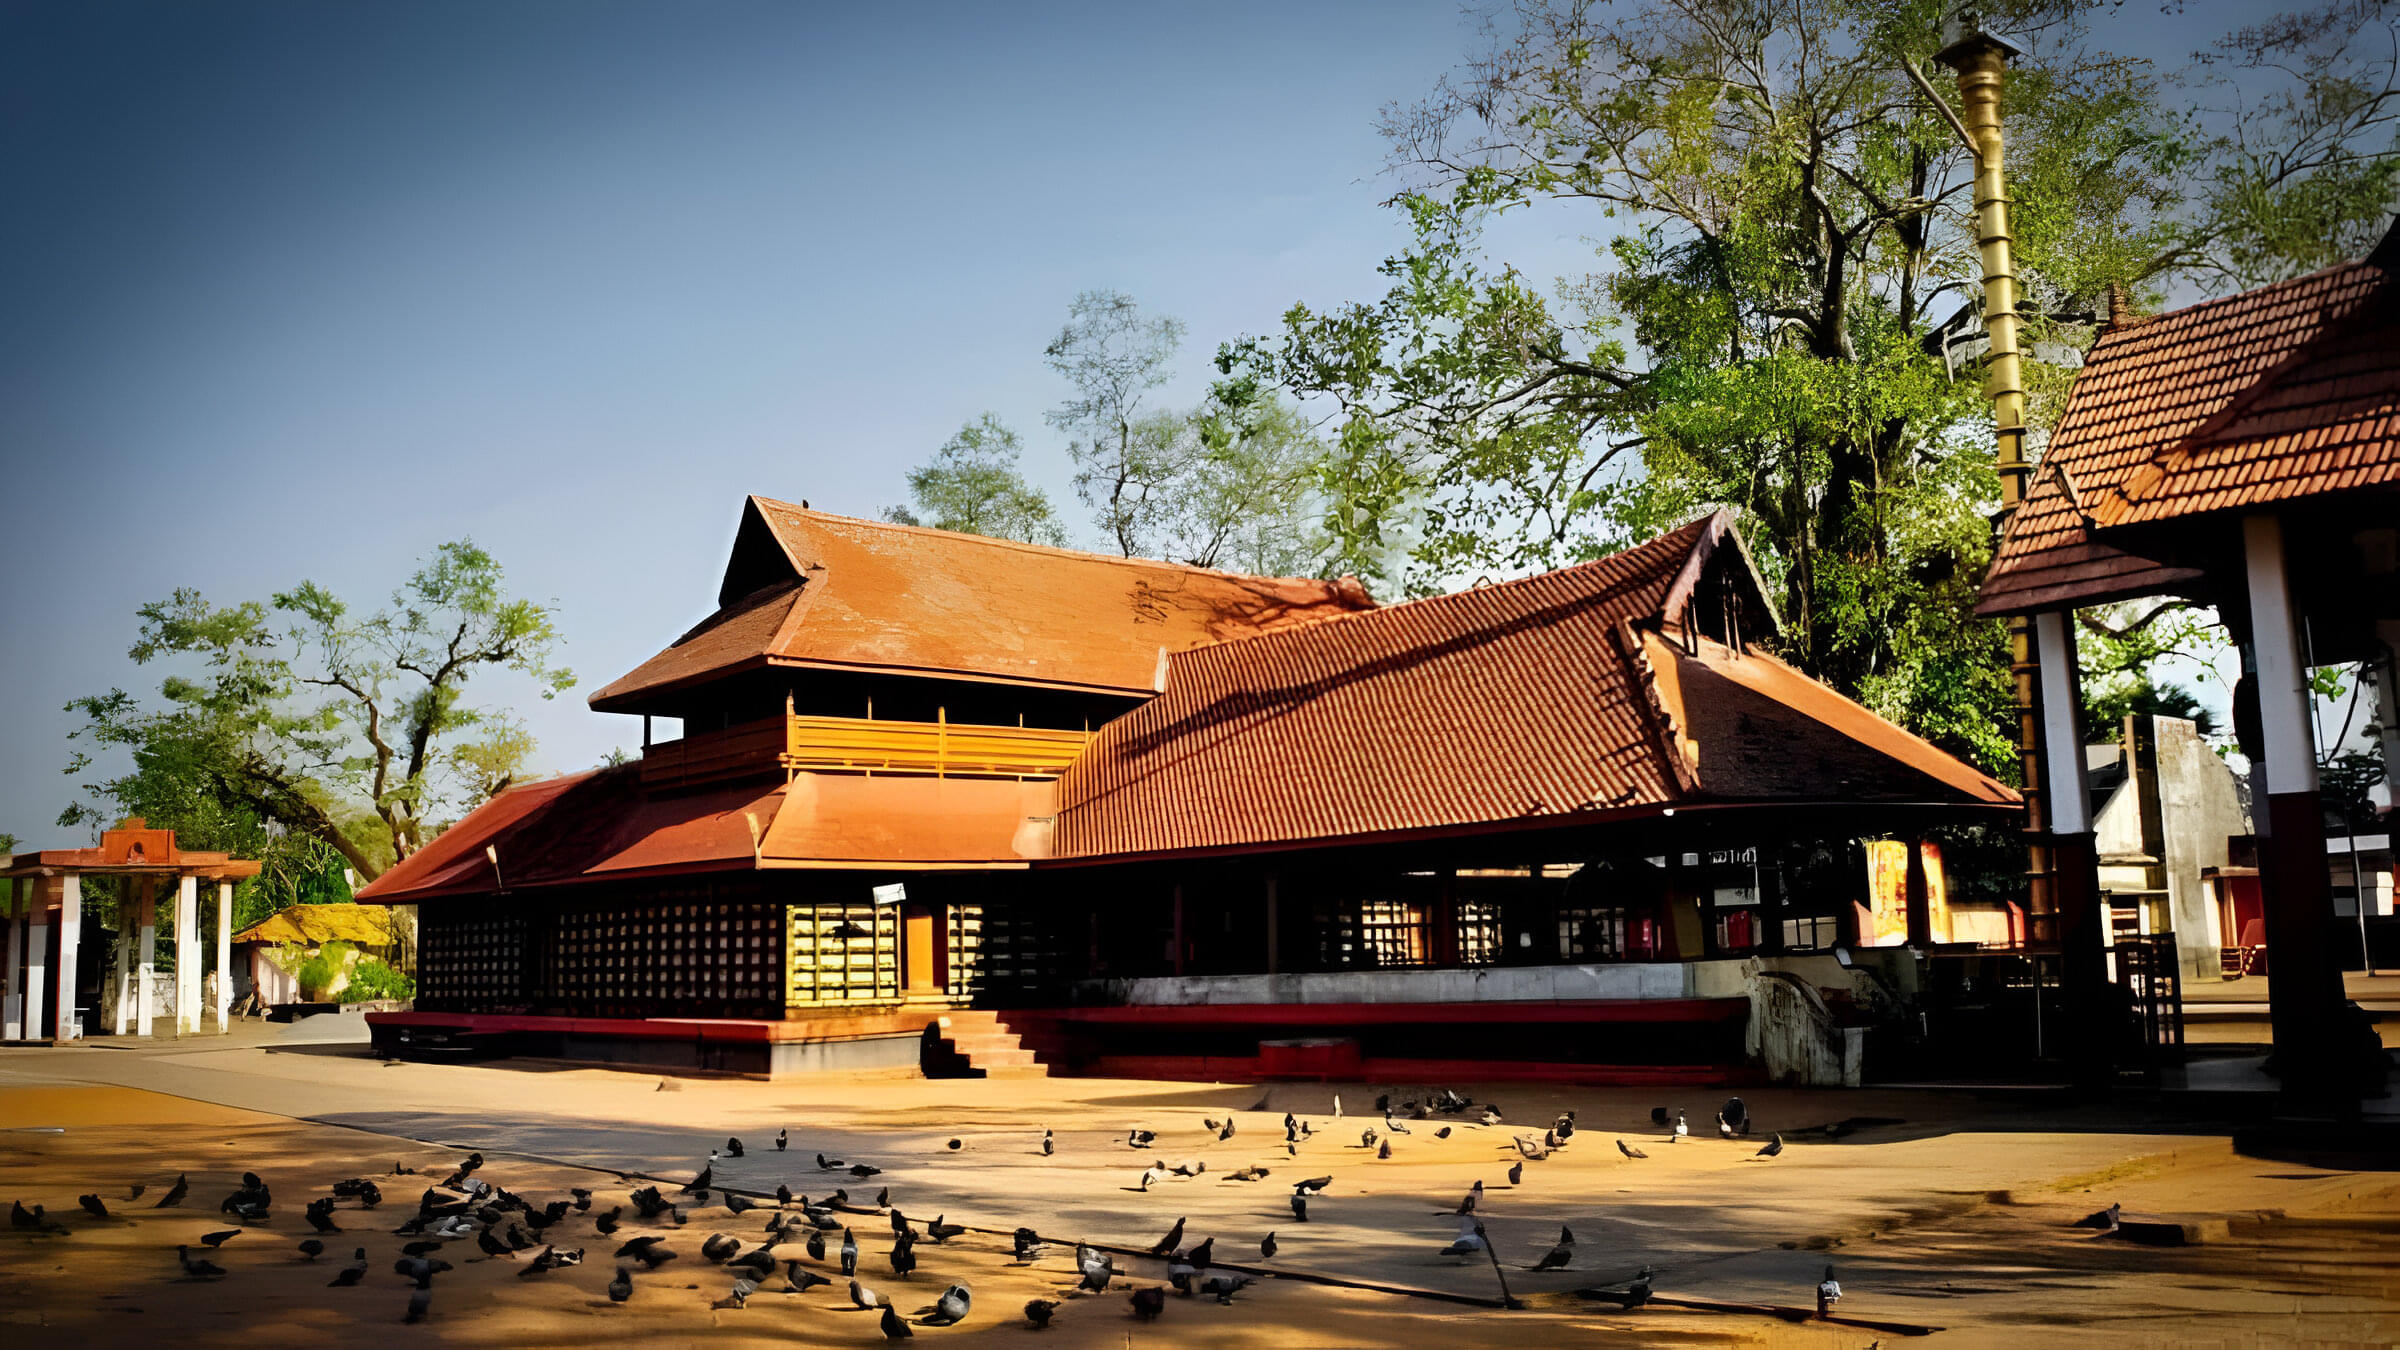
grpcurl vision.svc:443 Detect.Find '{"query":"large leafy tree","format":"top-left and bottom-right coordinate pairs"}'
top-left (886, 413), bottom-right (1069, 546)
top-left (62, 541), bottom-right (572, 878)
top-left (1246, 0), bottom-right (2398, 772)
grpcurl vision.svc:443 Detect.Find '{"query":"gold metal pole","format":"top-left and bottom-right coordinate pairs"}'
top-left (1935, 26), bottom-right (2055, 946)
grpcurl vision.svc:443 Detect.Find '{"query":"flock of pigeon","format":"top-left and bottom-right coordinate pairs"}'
top-left (7, 1089), bottom-right (1849, 1336)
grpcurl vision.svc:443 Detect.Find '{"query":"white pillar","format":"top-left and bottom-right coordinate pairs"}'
top-left (174, 875), bottom-right (199, 1035)
top-left (2034, 610), bottom-right (2094, 834)
top-left (2373, 620), bottom-right (2400, 821)
top-left (25, 882), bottom-right (48, 1041)
top-left (113, 880), bottom-right (139, 1035)
top-left (135, 886), bottom-right (157, 1037)
top-left (3, 879), bottom-right (21, 1040)
top-left (54, 875), bottom-right (80, 1041)
top-left (215, 881), bottom-right (234, 1031)
top-left (2245, 514), bottom-right (2318, 799)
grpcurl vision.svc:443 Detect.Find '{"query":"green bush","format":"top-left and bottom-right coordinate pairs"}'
top-left (293, 954), bottom-right (337, 1001)
top-left (341, 958), bottom-right (415, 1003)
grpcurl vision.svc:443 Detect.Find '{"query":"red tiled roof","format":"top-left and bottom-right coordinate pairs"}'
top-left (1056, 514), bottom-right (2015, 860)
top-left (590, 497), bottom-right (1378, 710)
top-left (1979, 252), bottom-right (2396, 615)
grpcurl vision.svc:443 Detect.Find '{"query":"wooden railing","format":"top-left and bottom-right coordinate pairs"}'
top-left (642, 713), bottom-right (1090, 789)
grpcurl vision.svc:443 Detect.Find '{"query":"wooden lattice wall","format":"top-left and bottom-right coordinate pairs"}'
top-left (541, 887), bottom-right (784, 1017)
top-left (417, 907), bottom-right (529, 1011)
top-left (784, 902), bottom-right (899, 1004)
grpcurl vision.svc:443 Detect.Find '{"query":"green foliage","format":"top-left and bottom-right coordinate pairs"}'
top-left (1243, 0), bottom-right (2396, 768)
top-left (236, 834), bottom-right (356, 931)
top-left (2075, 601), bottom-right (2230, 746)
top-left (339, 957), bottom-right (416, 1003)
top-left (293, 952), bottom-right (337, 1002)
top-left (61, 541), bottom-right (572, 879)
top-left (1045, 289), bottom-right (1191, 556)
top-left (888, 413), bottom-right (1069, 546)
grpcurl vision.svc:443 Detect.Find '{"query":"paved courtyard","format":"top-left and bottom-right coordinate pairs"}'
top-left (1, 1024), bottom-right (2395, 1346)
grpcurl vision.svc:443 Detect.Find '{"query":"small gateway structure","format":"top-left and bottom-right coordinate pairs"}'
top-left (360, 497), bottom-right (2018, 1082)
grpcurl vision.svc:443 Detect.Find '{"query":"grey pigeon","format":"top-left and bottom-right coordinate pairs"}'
top-left (919, 1282), bottom-right (970, 1326)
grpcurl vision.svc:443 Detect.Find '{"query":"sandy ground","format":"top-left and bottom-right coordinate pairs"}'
top-left (1, 1035), bottom-right (2396, 1347)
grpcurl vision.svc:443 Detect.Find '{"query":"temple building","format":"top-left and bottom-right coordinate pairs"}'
top-left (361, 496), bottom-right (2018, 1084)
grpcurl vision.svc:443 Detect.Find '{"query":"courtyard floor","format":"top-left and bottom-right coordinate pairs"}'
top-left (1, 1022), bottom-right (2394, 1347)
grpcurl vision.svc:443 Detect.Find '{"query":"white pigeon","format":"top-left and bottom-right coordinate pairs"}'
top-left (1435, 1216), bottom-right (1487, 1259)
top-left (921, 1283), bottom-right (971, 1326)
top-left (1817, 1266), bottom-right (1843, 1313)
top-left (1672, 1110), bottom-right (1689, 1143)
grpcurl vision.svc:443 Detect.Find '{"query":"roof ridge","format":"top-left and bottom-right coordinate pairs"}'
top-left (750, 493), bottom-right (1363, 591)
top-left (2106, 256), bottom-right (2381, 336)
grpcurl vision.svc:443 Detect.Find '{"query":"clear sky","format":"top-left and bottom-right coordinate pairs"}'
top-left (0, 0), bottom-right (2307, 845)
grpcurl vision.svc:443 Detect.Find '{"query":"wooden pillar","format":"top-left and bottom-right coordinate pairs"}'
top-left (2243, 513), bottom-right (2347, 1099)
top-left (1170, 883), bottom-right (1186, 977)
top-left (215, 881), bottom-right (234, 1031)
top-left (1904, 836), bottom-right (1934, 948)
top-left (54, 875), bottom-right (81, 1041)
top-left (175, 875), bottom-right (200, 1035)
top-left (26, 880), bottom-right (49, 1041)
top-left (1433, 870), bottom-right (1460, 967)
top-left (1264, 873), bottom-right (1280, 976)
top-left (114, 879), bottom-right (140, 1035)
top-left (3, 878), bottom-right (22, 1040)
top-left (135, 883), bottom-right (157, 1037)
top-left (2035, 608), bottom-right (2110, 1086)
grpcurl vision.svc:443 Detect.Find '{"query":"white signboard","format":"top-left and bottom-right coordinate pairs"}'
top-left (871, 883), bottom-right (907, 906)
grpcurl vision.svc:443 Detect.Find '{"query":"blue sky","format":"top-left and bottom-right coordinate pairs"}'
top-left (0, 1), bottom-right (2305, 844)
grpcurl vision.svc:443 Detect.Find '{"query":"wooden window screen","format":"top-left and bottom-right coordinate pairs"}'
top-left (546, 892), bottom-right (781, 1011)
top-left (1355, 899), bottom-right (1431, 969)
top-left (1453, 898), bottom-right (1504, 966)
top-left (786, 903), bottom-right (899, 1004)
top-left (1557, 905), bottom-right (1628, 962)
top-left (418, 908), bottom-right (528, 1009)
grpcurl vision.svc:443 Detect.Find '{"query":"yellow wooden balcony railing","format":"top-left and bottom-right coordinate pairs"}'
top-left (642, 713), bottom-right (1090, 788)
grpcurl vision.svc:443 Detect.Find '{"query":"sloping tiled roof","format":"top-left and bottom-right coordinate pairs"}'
top-left (1979, 252), bottom-right (2396, 616)
top-left (1056, 514), bottom-right (2016, 860)
top-left (590, 497), bottom-right (1378, 709)
top-left (231, 903), bottom-right (398, 948)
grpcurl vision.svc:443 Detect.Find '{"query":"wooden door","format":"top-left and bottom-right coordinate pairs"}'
top-left (902, 905), bottom-right (938, 994)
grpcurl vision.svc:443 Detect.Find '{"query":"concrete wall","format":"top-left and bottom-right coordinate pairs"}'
top-left (2153, 716), bottom-right (2247, 980)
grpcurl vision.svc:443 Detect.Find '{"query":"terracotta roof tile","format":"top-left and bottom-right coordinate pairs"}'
top-left (591, 498), bottom-right (1377, 709)
top-left (1980, 254), bottom-right (2396, 616)
top-left (1058, 515), bottom-right (2014, 860)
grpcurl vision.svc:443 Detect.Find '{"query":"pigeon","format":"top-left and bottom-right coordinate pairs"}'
top-left (1554, 1110), bottom-right (1577, 1141)
top-left (1508, 1161), bottom-right (1524, 1186)
top-left (200, 1229), bottom-right (239, 1249)
top-left (595, 1206), bottom-right (622, 1236)
top-left (725, 1192), bottom-right (758, 1215)
top-left (841, 1228), bottom-right (859, 1276)
top-left (1753, 1133), bottom-right (1785, 1159)
top-left (1617, 1139), bottom-right (1649, 1160)
top-left (1217, 1119), bottom-right (1236, 1142)
top-left (1200, 1274), bottom-right (1251, 1304)
top-left (681, 1165), bottom-right (714, 1196)
top-left (1012, 1228), bottom-right (1045, 1262)
top-left (1479, 1107), bottom-right (1504, 1127)
top-left (702, 1232), bottom-right (742, 1264)
top-left (1138, 1163), bottom-right (1168, 1191)
top-left (920, 1282), bottom-right (971, 1326)
top-left (1222, 1166), bottom-right (1269, 1182)
top-left (807, 1229), bottom-right (827, 1262)
top-left (928, 1215), bottom-right (964, 1243)
top-left (1294, 1175), bottom-right (1332, 1196)
top-left (1377, 1139), bottom-right (1393, 1160)
top-left (305, 1200), bottom-right (342, 1233)
top-left (1076, 1243), bottom-right (1116, 1287)
top-left (126, 1183), bottom-right (147, 1201)
top-left (2075, 1202), bottom-right (2122, 1231)
top-left (1585, 1264), bottom-right (1656, 1309)
top-left (1514, 1135), bottom-right (1549, 1161)
top-left (1260, 1230), bottom-right (1279, 1258)
top-left (850, 1276), bottom-right (881, 1308)
top-left (1040, 1130), bottom-right (1055, 1157)
top-left (1126, 1129), bottom-right (1157, 1149)
top-left (1530, 1232), bottom-right (1573, 1271)
top-left (1025, 1297), bottom-right (1057, 1328)
top-left (619, 1238), bottom-right (677, 1271)
top-left (1672, 1110), bottom-right (1689, 1143)
top-left (1149, 1217), bottom-right (1186, 1256)
top-left (1129, 1284), bottom-right (1167, 1320)
top-left (775, 1184), bottom-right (793, 1208)
top-left (1718, 1097), bottom-right (1749, 1138)
top-left (329, 1248), bottom-right (369, 1286)
top-left (775, 1128), bottom-right (788, 1153)
top-left (298, 1238), bottom-right (326, 1261)
top-left (875, 1186), bottom-right (892, 1210)
top-left (519, 1245), bottom-right (579, 1278)
top-left (849, 1164), bottom-right (882, 1179)
top-left (947, 1138), bottom-right (963, 1151)
top-left (712, 1275), bottom-right (757, 1310)
top-left (393, 1255), bottom-right (452, 1284)
top-left (1816, 1264), bottom-right (1842, 1317)
top-left (1456, 1181), bottom-right (1484, 1214)
top-left (1436, 1126), bottom-right (1453, 1140)
top-left (1436, 1216), bottom-right (1487, 1259)
top-left (779, 1261), bottom-right (830, 1293)
top-left (1290, 1194), bottom-right (1308, 1223)
top-left (178, 1245), bottom-right (228, 1279)
top-left (77, 1193), bottom-right (109, 1219)
top-left (1360, 1127), bottom-right (1378, 1149)
top-left (726, 1136), bottom-right (745, 1158)
top-left (608, 1266), bottom-right (633, 1302)
top-left (880, 1303), bottom-right (914, 1339)
top-left (155, 1173), bottom-right (189, 1208)
top-left (404, 1287), bottom-right (431, 1323)
top-left (1169, 1160), bottom-right (1207, 1178)
top-left (1384, 1116), bottom-right (1410, 1135)
top-left (889, 1236), bottom-right (917, 1278)
top-left (1331, 1094), bottom-right (1342, 1118)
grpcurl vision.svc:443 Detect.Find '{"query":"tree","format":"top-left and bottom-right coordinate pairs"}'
top-left (1044, 289), bottom-right (1191, 556)
top-left (62, 541), bottom-right (571, 878)
top-left (886, 414), bottom-right (1069, 546)
top-left (1247, 0), bottom-right (2398, 772)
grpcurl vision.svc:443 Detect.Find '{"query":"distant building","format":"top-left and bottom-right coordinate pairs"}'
top-left (2085, 715), bottom-right (2251, 981)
